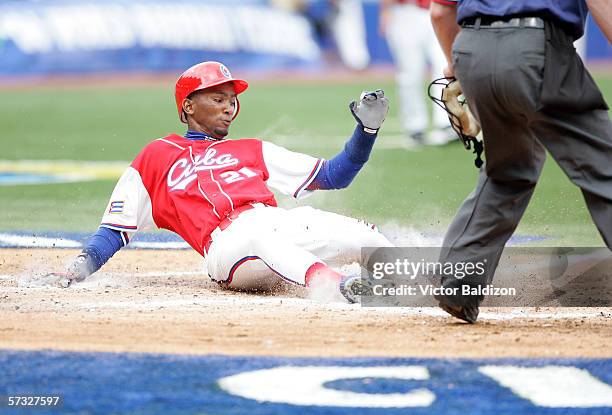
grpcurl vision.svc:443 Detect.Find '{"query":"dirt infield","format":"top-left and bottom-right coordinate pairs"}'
top-left (1, 249), bottom-right (610, 358)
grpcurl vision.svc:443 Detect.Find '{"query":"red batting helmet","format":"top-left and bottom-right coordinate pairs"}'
top-left (175, 61), bottom-right (249, 123)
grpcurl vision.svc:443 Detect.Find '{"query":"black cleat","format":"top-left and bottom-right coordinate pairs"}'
top-left (340, 275), bottom-right (374, 304)
top-left (439, 303), bottom-right (479, 324)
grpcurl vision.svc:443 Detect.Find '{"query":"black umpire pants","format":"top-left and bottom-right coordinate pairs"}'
top-left (439, 20), bottom-right (612, 308)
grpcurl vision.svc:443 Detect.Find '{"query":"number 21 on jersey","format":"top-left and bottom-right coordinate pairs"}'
top-left (219, 167), bottom-right (257, 184)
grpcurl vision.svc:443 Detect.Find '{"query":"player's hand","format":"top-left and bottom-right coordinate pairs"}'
top-left (443, 65), bottom-right (455, 78)
top-left (378, 8), bottom-right (390, 36)
top-left (349, 89), bottom-right (389, 134)
top-left (38, 272), bottom-right (74, 288)
top-left (44, 252), bottom-right (93, 288)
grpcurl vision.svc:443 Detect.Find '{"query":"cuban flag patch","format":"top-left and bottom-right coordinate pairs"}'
top-left (109, 201), bottom-right (124, 214)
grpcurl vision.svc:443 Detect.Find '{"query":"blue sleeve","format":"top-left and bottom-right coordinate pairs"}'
top-left (82, 226), bottom-right (128, 273)
top-left (309, 125), bottom-right (377, 190)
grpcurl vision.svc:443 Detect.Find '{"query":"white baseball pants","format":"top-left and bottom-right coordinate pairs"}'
top-left (205, 204), bottom-right (392, 290)
top-left (330, 0), bottom-right (371, 70)
top-left (386, 3), bottom-right (448, 134)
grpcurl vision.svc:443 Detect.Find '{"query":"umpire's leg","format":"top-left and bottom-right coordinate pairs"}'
top-left (438, 27), bottom-right (549, 310)
top-left (531, 109), bottom-right (612, 247)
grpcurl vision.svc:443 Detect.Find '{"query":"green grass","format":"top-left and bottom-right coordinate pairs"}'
top-left (1, 74), bottom-right (610, 245)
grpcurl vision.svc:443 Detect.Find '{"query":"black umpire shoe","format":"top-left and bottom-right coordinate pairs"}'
top-left (439, 303), bottom-right (479, 324)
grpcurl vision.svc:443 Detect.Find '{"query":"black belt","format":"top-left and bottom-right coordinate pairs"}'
top-left (461, 16), bottom-right (545, 29)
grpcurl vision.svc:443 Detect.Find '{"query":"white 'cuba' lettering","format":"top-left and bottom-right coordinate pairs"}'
top-left (167, 148), bottom-right (239, 191)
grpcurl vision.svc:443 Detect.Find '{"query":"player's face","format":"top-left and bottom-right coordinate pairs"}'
top-left (183, 83), bottom-right (237, 139)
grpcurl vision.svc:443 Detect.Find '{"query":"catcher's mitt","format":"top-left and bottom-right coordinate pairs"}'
top-left (428, 77), bottom-right (484, 168)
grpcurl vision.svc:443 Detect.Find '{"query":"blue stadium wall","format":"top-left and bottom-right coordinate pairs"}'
top-left (0, 0), bottom-right (610, 77)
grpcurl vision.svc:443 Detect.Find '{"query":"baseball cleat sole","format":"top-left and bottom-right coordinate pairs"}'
top-left (340, 275), bottom-right (374, 304)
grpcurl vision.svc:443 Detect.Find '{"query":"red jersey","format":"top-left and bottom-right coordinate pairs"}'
top-left (398, 0), bottom-right (431, 9)
top-left (100, 134), bottom-right (322, 255)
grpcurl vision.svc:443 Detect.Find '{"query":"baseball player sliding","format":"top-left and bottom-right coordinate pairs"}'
top-left (49, 61), bottom-right (392, 302)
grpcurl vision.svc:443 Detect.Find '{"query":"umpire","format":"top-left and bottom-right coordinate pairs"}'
top-left (429, 0), bottom-right (612, 323)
